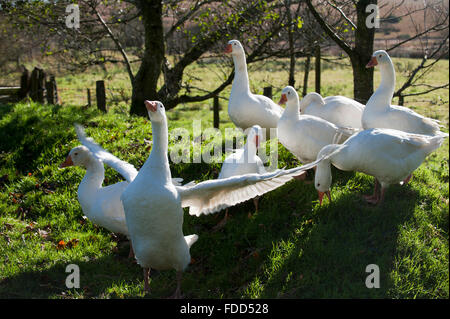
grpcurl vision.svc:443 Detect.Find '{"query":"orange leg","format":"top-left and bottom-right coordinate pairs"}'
top-left (169, 271), bottom-right (183, 299)
top-left (143, 268), bottom-right (150, 293)
top-left (402, 174), bottom-right (412, 185)
top-left (364, 179), bottom-right (380, 203)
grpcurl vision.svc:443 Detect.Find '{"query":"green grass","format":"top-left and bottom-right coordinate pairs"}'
top-left (0, 56), bottom-right (448, 299)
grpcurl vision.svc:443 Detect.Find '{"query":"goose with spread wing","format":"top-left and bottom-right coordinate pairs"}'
top-left (310, 128), bottom-right (447, 205)
top-left (120, 100), bottom-right (308, 298)
top-left (59, 124), bottom-right (183, 258)
top-left (213, 124), bottom-right (280, 230)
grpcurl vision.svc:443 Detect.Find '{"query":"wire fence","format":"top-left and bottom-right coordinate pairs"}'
top-left (57, 85), bottom-right (132, 107)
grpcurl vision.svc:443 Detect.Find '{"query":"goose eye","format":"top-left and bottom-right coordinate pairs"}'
top-left (74, 152), bottom-right (78, 156)
top-left (317, 183), bottom-right (320, 186)
top-left (379, 55), bottom-right (382, 58)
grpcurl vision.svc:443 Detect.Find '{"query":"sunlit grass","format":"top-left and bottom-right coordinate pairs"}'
top-left (0, 56), bottom-right (448, 298)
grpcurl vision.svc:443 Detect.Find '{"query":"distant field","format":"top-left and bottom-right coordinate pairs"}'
top-left (0, 55), bottom-right (448, 299)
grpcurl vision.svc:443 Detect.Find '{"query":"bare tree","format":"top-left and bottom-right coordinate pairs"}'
top-left (304, 0), bottom-right (449, 106)
top-left (381, 0), bottom-right (449, 105)
top-left (2, 0), bottom-right (307, 115)
top-left (305, 0), bottom-right (377, 104)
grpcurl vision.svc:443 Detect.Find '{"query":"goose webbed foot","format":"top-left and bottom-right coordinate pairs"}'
top-left (168, 271), bottom-right (184, 299)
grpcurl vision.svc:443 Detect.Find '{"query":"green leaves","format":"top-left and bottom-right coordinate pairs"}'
top-left (296, 16), bottom-right (303, 29)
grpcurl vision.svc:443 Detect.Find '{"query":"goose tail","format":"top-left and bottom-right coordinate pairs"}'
top-left (300, 92), bottom-right (324, 110)
top-left (184, 234), bottom-right (199, 248)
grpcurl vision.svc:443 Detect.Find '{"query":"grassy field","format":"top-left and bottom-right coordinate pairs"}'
top-left (0, 56), bottom-right (448, 299)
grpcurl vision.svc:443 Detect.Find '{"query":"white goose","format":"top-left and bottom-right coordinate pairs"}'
top-left (363, 50), bottom-right (444, 136)
top-left (214, 125), bottom-right (283, 229)
top-left (310, 128), bottom-right (448, 205)
top-left (59, 125), bottom-right (183, 258)
top-left (300, 92), bottom-right (365, 129)
top-left (120, 100), bottom-right (309, 298)
top-left (226, 39), bottom-right (283, 139)
top-left (277, 86), bottom-right (358, 164)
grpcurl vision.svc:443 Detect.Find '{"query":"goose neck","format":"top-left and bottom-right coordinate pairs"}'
top-left (231, 53), bottom-right (250, 93)
top-left (368, 59), bottom-right (395, 108)
top-left (378, 59), bottom-right (395, 96)
top-left (79, 160), bottom-right (104, 192)
top-left (142, 120), bottom-right (171, 180)
top-left (283, 100), bottom-right (300, 119)
top-left (244, 140), bottom-right (258, 159)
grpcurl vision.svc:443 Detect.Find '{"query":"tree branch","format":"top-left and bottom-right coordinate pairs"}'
top-left (93, 7), bottom-right (135, 83)
top-left (305, 0), bottom-right (353, 56)
top-left (386, 18), bottom-right (449, 52)
top-left (395, 83), bottom-right (449, 98)
top-left (326, 0), bottom-right (357, 30)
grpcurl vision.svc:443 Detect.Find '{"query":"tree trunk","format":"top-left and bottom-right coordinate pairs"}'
top-left (305, 0), bottom-right (376, 104)
top-left (350, 56), bottom-right (373, 104)
top-left (130, 0), bottom-right (165, 116)
top-left (352, 0), bottom-right (376, 104)
top-left (302, 55), bottom-right (311, 97)
top-left (314, 46), bottom-right (321, 94)
top-left (285, 0), bottom-right (295, 87)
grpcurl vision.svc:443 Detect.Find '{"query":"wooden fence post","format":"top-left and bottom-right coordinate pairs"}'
top-left (37, 69), bottom-right (46, 104)
top-left (87, 88), bottom-right (91, 107)
top-left (263, 86), bottom-right (272, 99)
top-left (96, 80), bottom-right (107, 112)
top-left (45, 76), bottom-right (58, 105)
top-left (29, 67), bottom-right (46, 103)
top-left (315, 46), bottom-right (321, 94)
top-left (19, 68), bottom-right (30, 99)
top-left (45, 79), bottom-right (53, 104)
top-left (302, 55), bottom-right (311, 97)
top-left (213, 96), bottom-right (220, 129)
top-left (29, 68), bottom-right (39, 101)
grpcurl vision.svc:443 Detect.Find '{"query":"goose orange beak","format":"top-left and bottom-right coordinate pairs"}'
top-left (225, 43), bottom-right (232, 53)
top-left (254, 135), bottom-right (260, 147)
top-left (59, 155), bottom-right (74, 168)
top-left (318, 190), bottom-right (331, 205)
top-left (145, 100), bottom-right (158, 112)
top-left (366, 56), bottom-right (378, 68)
top-left (278, 94), bottom-right (287, 105)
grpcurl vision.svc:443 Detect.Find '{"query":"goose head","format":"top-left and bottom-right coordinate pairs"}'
top-left (246, 125), bottom-right (263, 148)
top-left (278, 86), bottom-right (298, 107)
top-left (225, 40), bottom-right (245, 56)
top-left (59, 145), bottom-right (92, 169)
top-left (314, 145), bottom-right (337, 205)
top-left (366, 50), bottom-right (390, 68)
top-left (315, 163), bottom-right (332, 206)
top-left (145, 100), bottom-right (166, 123)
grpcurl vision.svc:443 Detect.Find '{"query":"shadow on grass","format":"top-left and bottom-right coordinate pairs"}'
top-left (179, 177), bottom-right (324, 298)
top-left (0, 102), bottom-right (98, 173)
top-left (255, 181), bottom-right (420, 298)
top-left (0, 254), bottom-right (138, 298)
top-left (0, 102), bottom-right (15, 120)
